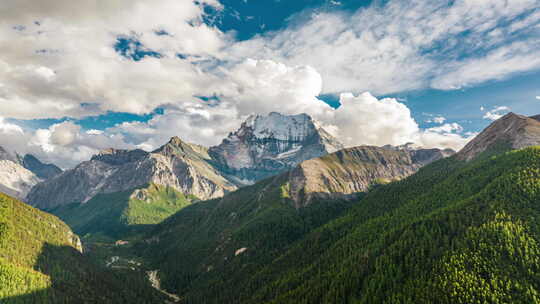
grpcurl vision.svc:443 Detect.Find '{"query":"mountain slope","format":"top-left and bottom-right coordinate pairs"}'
top-left (0, 147), bottom-right (61, 200)
top-left (210, 112), bottom-right (344, 184)
top-left (136, 144), bottom-right (452, 300)
top-left (51, 183), bottom-right (196, 240)
top-left (0, 193), bottom-right (166, 303)
top-left (150, 145), bottom-right (540, 304)
top-left (140, 173), bottom-right (357, 300)
top-left (240, 147), bottom-right (540, 304)
top-left (0, 147), bottom-right (39, 200)
top-left (0, 160), bottom-right (40, 200)
top-left (285, 145), bottom-right (453, 207)
top-left (456, 112), bottom-right (540, 161)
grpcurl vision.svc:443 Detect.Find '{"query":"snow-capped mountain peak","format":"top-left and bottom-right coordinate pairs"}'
top-left (209, 112), bottom-right (344, 184)
top-left (244, 112), bottom-right (314, 142)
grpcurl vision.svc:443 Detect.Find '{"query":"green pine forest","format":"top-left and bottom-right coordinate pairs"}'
top-left (141, 146), bottom-right (540, 303)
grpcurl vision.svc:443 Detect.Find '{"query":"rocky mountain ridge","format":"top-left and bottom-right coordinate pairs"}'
top-left (456, 112), bottom-right (540, 161)
top-left (0, 146), bottom-right (61, 199)
top-left (30, 110), bottom-right (537, 211)
top-left (284, 145), bottom-right (455, 207)
top-left (0, 160), bottom-right (40, 199)
top-left (20, 154), bottom-right (63, 180)
top-left (27, 138), bottom-right (238, 210)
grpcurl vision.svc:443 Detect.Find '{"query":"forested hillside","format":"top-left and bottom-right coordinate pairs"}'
top-left (0, 193), bottom-right (165, 303)
top-left (142, 146), bottom-right (540, 303)
top-left (138, 172), bottom-right (358, 301)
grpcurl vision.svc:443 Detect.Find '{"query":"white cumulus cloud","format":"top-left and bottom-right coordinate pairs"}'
top-left (316, 92), bottom-right (472, 151)
top-left (483, 106), bottom-right (510, 121)
top-left (228, 0), bottom-right (540, 94)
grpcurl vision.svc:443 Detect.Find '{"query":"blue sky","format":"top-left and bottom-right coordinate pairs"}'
top-left (13, 0), bottom-right (540, 132)
top-left (1, 0), bottom-right (539, 167)
top-left (202, 0), bottom-right (373, 40)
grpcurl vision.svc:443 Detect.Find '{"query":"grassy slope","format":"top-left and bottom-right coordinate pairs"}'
top-left (0, 193), bottom-right (166, 303)
top-left (51, 183), bottom-right (196, 241)
top-left (144, 146), bottom-right (540, 304)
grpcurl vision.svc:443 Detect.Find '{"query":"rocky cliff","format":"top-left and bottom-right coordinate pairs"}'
top-left (27, 138), bottom-right (238, 210)
top-left (284, 145), bottom-right (455, 207)
top-left (456, 112), bottom-right (540, 161)
top-left (209, 112), bottom-right (344, 184)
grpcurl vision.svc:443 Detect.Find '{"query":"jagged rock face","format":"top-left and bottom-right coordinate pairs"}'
top-left (410, 148), bottom-right (455, 164)
top-left (27, 138), bottom-right (238, 210)
top-left (285, 145), bottom-right (454, 208)
top-left (209, 112), bottom-right (344, 184)
top-left (0, 160), bottom-right (40, 199)
top-left (456, 113), bottom-right (540, 161)
top-left (21, 154), bottom-right (62, 180)
top-left (150, 137), bottom-right (238, 198)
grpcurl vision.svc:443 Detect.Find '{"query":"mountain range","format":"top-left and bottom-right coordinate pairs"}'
top-left (1, 111), bottom-right (539, 303)
top-left (26, 113), bottom-right (343, 210)
top-left (21, 112), bottom-right (452, 239)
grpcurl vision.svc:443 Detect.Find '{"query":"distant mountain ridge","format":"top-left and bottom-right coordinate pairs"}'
top-left (284, 145), bottom-right (455, 207)
top-left (21, 154), bottom-right (63, 180)
top-left (27, 112), bottom-right (345, 210)
top-left (0, 147), bottom-right (61, 199)
top-left (0, 160), bottom-right (39, 199)
top-left (27, 137), bottom-right (238, 210)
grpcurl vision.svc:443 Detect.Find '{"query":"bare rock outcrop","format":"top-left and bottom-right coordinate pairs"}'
top-left (285, 145), bottom-right (454, 208)
top-left (456, 113), bottom-right (540, 161)
top-left (27, 138), bottom-right (238, 209)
